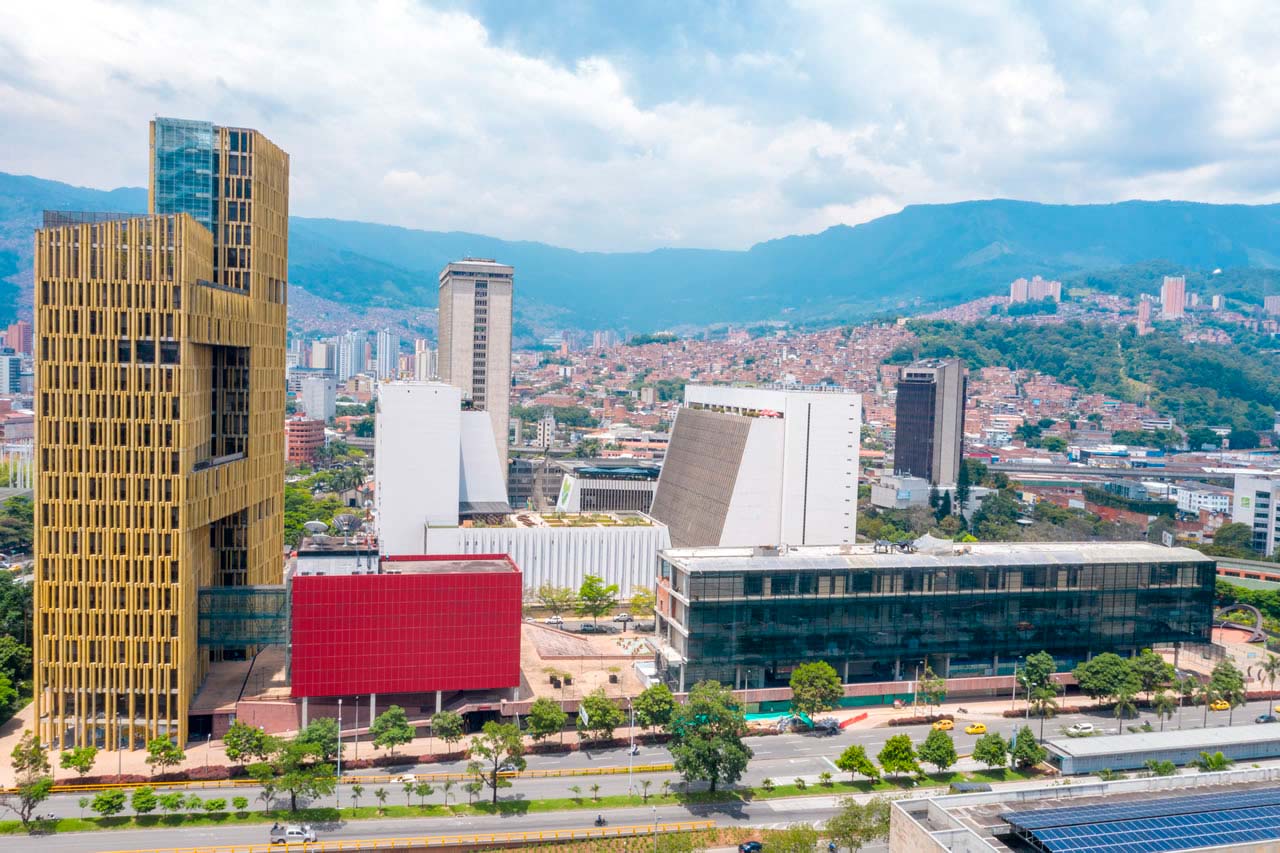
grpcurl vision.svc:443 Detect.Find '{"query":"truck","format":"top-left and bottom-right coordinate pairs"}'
top-left (270, 823), bottom-right (317, 844)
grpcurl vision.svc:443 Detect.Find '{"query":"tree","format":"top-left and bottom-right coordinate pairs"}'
top-left (296, 717), bottom-right (342, 762)
top-left (1113, 691), bottom-right (1139, 734)
top-left (634, 682), bottom-right (676, 733)
top-left (131, 786), bottom-right (158, 815)
top-left (1213, 522), bottom-right (1257, 554)
top-left (1073, 653), bottom-right (1139, 703)
top-left (431, 710), bottom-right (465, 753)
top-left (91, 789), bottom-right (127, 818)
top-left (1010, 726), bottom-right (1046, 770)
top-left (59, 745), bottom-right (98, 777)
top-left (834, 744), bottom-right (879, 782)
top-left (972, 733), bottom-right (1009, 770)
top-left (469, 721), bottom-right (526, 804)
top-left (2, 731), bottom-right (53, 827)
top-left (159, 792), bottom-right (185, 814)
top-left (1029, 685), bottom-right (1059, 727)
top-left (1193, 750), bottom-right (1233, 772)
top-left (876, 734), bottom-right (920, 779)
top-left (956, 459), bottom-right (972, 509)
top-left (918, 662), bottom-right (946, 714)
top-left (1144, 759), bottom-right (1177, 777)
top-left (349, 783), bottom-right (364, 813)
top-left (575, 574), bottom-right (619, 624)
top-left (203, 798), bottom-right (226, 813)
top-left (1211, 659), bottom-right (1247, 725)
top-left (789, 661), bottom-right (844, 718)
top-left (1130, 649), bottom-right (1176, 700)
top-left (184, 794), bottom-right (203, 811)
top-left (526, 697), bottom-right (568, 742)
top-left (667, 680), bottom-right (753, 792)
top-left (369, 704), bottom-right (414, 754)
top-left (629, 586), bottom-right (656, 616)
top-left (918, 728), bottom-right (958, 772)
top-left (1152, 691), bottom-right (1177, 732)
top-left (414, 781), bottom-right (433, 807)
top-left (248, 739), bottom-right (336, 812)
top-left (1022, 651), bottom-right (1057, 693)
top-left (1264, 655), bottom-right (1280, 717)
top-left (233, 796), bottom-right (249, 812)
top-left (577, 689), bottom-right (625, 744)
top-left (373, 787), bottom-right (389, 812)
top-left (224, 721), bottom-right (276, 765)
top-left (770, 823), bottom-right (820, 853)
top-left (535, 584), bottom-right (576, 617)
top-left (144, 737), bottom-right (185, 776)
top-left (827, 795), bottom-right (892, 852)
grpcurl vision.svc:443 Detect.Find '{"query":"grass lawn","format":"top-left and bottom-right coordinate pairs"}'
top-left (0, 768), bottom-right (1048, 835)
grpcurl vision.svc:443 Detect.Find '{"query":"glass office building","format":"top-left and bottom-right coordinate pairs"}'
top-left (150, 118), bottom-right (216, 233)
top-left (654, 540), bottom-right (1215, 691)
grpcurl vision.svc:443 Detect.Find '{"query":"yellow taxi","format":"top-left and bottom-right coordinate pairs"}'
top-left (1210, 699), bottom-right (1231, 711)
top-left (964, 723), bottom-right (987, 735)
top-left (932, 719), bottom-right (954, 731)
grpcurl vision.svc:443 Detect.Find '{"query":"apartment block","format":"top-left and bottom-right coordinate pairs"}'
top-left (894, 359), bottom-right (967, 485)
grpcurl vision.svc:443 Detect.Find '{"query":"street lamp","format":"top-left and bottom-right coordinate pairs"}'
top-left (337, 698), bottom-right (343, 807)
top-left (627, 698), bottom-right (635, 796)
top-left (652, 804), bottom-right (658, 853)
top-left (354, 695), bottom-right (360, 760)
top-left (206, 733), bottom-right (212, 768)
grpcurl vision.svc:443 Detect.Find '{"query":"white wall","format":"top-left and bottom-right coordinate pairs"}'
top-left (426, 522), bottom-right (671, 598)
top-left (459, 411), bottom-right (508, 503)
top-left (375, 382), bottom-right (462, 555)
top-left (720, 419), bottom-right (784, 545)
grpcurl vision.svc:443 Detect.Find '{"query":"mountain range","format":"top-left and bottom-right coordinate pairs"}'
top-left (5, 170), bottom-right (1280, 333)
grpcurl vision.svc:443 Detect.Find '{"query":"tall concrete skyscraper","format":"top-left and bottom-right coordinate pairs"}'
top-left (376, 329), bottom-right (399, 380)
top-left (336, 331), bottom-right (361, 381)
top-left (893, 359), bottom-right (967, 486)
top-left (33, 118), bottom-right (288, 749)
top-left (438, 259), bottom-right (513, 473)
top-left (1161, 276), bottom-right (1187, 320)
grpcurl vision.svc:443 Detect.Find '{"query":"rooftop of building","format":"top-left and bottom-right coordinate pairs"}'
top-left (896, 770), bottom-right (1280, 853)
top-left (1044, 724), bottom-right (1280, 759)
top-left (381, 555), bottom-right (517, 574)
top-left (661, 539), bottom-right (1213, 572)
top-left (469, 510), bottom-right (660, 529)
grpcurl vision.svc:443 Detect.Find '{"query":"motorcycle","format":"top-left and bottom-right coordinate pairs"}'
top-left (595, 815), bottom-right (608, 827)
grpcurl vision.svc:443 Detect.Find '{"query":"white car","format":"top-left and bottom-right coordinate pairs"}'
top-left (1067, 723), bottom-right (1095, 735)
top-left (545, 615), bottom-right (565, 626)
top-left (271, 824), bottom-right (317, 844)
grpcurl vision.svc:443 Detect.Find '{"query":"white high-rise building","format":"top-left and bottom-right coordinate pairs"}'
top-left (1232, 472), bottom-right (1280, 556)
top-left (438, 259), bottom-right (514, 473)
top-left (413, 338), bottom-right (437, 380)
top-left (0, 350), bottom-right (21, 394)
top-left (650, 384), bottom-right (861, 548)
top-left (299, 375), bottom-right (336, 422)
top-left (376, 329), bottom-right (399, 380)
top-left (336, 331), bottom-right (362, 381)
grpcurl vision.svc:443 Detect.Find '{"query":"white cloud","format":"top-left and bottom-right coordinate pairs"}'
top-left (1, 0), bottom-right (1279, 251)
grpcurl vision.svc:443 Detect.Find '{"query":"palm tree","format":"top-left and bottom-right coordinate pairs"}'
top-left (373, 787), bottom-right (389, 814)
top-left (640, 779), bottom-right (652, 802)
top-left (414, 782), bottom-right (433, 808)
top-left (1177, 677), bottom-right (1198, 729)
top-left (403, 781), bottom-right (415, 807)
top-left (1192, 750), bottom-right (1233, 773)
top-left (590, 783), bottom-right (601, 802)
top-left (1152, 691), bottom-right (1176, 732)
top-left (1263, 655), bottom-right (1280, 717)
top-left (1030, 685), bottom-right (1059, 740)
top-left (442, 780), bottom-right (455, 807)
top-left (1114, 691), bottom-right (1138, 734)
top-left (349, 784), bottom-right (364, 814)
top-left (1196, 683), bottom-right (1218, 728)
top-left (569, 785), bottom-right (582, 803)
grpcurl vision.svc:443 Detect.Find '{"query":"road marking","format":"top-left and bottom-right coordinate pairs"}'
top-left (823, 756), bottom-right (840, 771)
top-left (768, 796), bottom-right (840, 811)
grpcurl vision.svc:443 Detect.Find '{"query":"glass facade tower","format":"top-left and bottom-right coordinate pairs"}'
top-left (151, 118), bottom-right (216, 234)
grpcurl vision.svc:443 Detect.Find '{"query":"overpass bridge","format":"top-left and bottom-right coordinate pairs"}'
top-left (991, 463), bottom-right (1232, 483)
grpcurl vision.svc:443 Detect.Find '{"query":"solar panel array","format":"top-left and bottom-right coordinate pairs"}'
top-left (1001, 788), bottom-right (1280, 853)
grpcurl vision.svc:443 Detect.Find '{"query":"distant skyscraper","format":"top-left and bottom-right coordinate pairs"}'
top-left (894, 359), bottom-right (967, 486)
top-left (35, 118), bottom-right (289, 750)
top-left (376, 329), bottom-right (399, 379)
top-left (5, 320), bottom-right (33, 355)
top-left (438, 259), bottom-right (514, 473)
top-left (1009, 276), bottom-right (1061, 303)
top-left (1212, 294), bottom-right (1224, 311)
top-left (336, 331), bottom-right (360, 381)
top-left (1265, 296), bottom-right (1280, 317)
top-left (0, 349), bottom-right (20, 394)
top-left (308, 340), bottom-right (333, 370)
top-left (1161, 276), bottom-right (1187, 320)
top-left (414, 338), bottom-right (437, 380)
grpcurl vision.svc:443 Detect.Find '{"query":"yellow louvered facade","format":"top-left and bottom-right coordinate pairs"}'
top-left (33, 124), bottom-right (288, 750)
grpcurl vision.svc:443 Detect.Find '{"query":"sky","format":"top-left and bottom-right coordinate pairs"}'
top-left (2, 0), bottom-right (1279, 252)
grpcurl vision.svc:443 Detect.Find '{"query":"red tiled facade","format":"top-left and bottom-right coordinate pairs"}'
top-left (289, 556), bottom-right (522, 698)
top-left (285, 417), bottom-right (325, 465)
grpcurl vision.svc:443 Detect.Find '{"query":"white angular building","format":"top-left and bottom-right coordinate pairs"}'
top-left (650, 384), bottom-right (861, 548)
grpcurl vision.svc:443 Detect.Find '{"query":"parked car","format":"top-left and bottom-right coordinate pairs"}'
top-left (932, 719), bottom-right (954, 731)
top-left (544, 615), bottom-right (565, 626)
top-left (1210, 699), bottom-right (1231, 711)
top-left (270, 824), bottom-right (317, 845)
top-left (498, 761), bottom-right (520, 773)
top-left (964, 723), bottom-right (987, 735)
top-left (1067, 723), bottom-right (1095, 735)
top-left (634, 621), bottom-right (656, 632)
top-left (579, 623), bottom-right (610, 634)
top-left (613, 612), bottom-right (633, 623)
top-left (1257, 714), bottom-right (1279, 724)
top-left (738, 842), bottom-right (763, 853)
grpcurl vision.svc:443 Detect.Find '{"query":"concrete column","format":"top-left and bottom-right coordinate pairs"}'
top-left (993, 653), bottom-right (1000, 676)
top-left (735, 665), bottom-right (742, 690)
top-left (679, 665), bottom-right (686, 693)
top-left (435, 691), bottom-right (443, 714)
top-left (370, 693), bottom-right (376, 723)
top-left (843, 660), bottom-right (850, 683)
top-left (301, 697), bottom-right (308, 729)
top-left (894, 657), bottom-right (902, 681)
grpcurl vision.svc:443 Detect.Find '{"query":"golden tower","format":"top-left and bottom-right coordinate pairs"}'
top-left (33, 120), bottom-right (288, 749)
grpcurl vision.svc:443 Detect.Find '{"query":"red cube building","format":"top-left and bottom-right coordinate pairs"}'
top-left (289, 554), bottom-right (521, 698)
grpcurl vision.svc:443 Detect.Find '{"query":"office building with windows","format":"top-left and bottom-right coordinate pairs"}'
top-left (651, 384), bottom-right (860, 548)
top-left (437, 259), bottom-right (513, 474)
top-left (1161, 275), bottom-right (1187, 320)
top-left (299, 374), bottom-right (335, 422)
top-left (893, 359), bottom-right (966, 486)
top-left (33, 118), bottom-right (288, 749)
top-left (375, 329), bottom-right (399, 380)
top-left (654, 540), bottom-right (1214, 691)
top-left (1231, 472), bottom-right (1280, 556)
